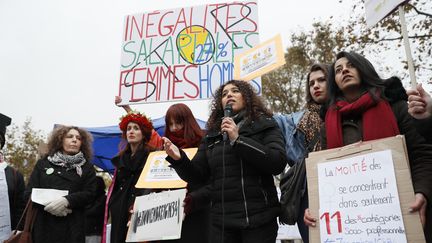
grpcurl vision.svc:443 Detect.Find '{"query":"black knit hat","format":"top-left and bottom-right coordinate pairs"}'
top-left (0, 113), bottom-right (12, 149)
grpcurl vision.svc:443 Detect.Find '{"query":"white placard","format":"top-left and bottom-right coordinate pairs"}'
top-left (365, 0), bottom-right (407, 28)
top-left (145, 154), bottom-right (182, 182)
top-left (126, 189), bottom-right (187, 242)
top-left (117, 1), bottom-right (261, 105)
top-left (317, 150), bottom-right (406, 242)
top-left (0, 165), bottom-right (11, 241)
top-left (31, 188), bottom-right (69, 206)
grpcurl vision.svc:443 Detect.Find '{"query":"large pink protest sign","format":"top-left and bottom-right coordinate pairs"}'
top-left (118, 1), bottom-right (260, 104)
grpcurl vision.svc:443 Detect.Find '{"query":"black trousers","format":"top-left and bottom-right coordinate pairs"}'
top-left (210, 219), bottom-right (278, 243)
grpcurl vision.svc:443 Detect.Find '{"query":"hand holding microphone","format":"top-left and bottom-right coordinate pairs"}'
top-left (221, 104), bottom-right (239, 143)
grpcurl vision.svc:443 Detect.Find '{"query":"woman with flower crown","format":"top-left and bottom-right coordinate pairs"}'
top-left (114, 97), bottom-right (210, 243)
top-left (25, 125), bottom-right (97, 243)
top-left (106, 111), bottom-right (156, 243)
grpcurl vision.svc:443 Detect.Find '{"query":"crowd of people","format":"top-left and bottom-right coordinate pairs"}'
top-left (0, 50), bottom-right (431, 243)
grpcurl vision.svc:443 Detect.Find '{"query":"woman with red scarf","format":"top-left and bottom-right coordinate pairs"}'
top-left (163, 103), bottom-right (210, 243)
top-left (304, 51), bottom-right (432, 242)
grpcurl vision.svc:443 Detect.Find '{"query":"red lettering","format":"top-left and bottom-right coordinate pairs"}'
top-left (158, 11), bottom-right (174, 36)
top-left (172, 65), bottom-right (185, 99)
top-left (183, 65), bottom-right (199, 98)
top-left (124, 16), bottom-right (130, 41)
top-left (241, 2), bottom-right (258, 32)
top-left (226, 4), bottom-right (239, 34)
top-left (174, 8), bottom-right (188, 34)
top-left (146, 11), bottom-right (160, 38)
top-left (130, 15), bottom-right (145, 40)
top-left (209, 3), bottom-right (225, 32)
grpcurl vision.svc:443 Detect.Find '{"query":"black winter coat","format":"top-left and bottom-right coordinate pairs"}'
top-left (167, 115), bottom-right (287, 229)
top-left (25, 157), bottom-right (97, 243)
top-left (108, 149), bottom-right (154, 243)
top-left (3, 165), bottom-right (26, 230)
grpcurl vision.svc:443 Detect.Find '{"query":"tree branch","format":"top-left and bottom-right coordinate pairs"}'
top-left (378, 34), bottom-right (432, 42)
top-left (408, 3), bottom-right (432, 18)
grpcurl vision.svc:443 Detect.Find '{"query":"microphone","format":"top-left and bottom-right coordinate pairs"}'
top-left (223, 104), bottom-right (233, 141)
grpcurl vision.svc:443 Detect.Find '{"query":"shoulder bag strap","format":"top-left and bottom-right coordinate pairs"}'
top-left (12, 198), bottom-right (31, 233)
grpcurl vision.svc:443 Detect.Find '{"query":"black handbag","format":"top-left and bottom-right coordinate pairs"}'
top-left (279, 133), bottom-right (319, 225)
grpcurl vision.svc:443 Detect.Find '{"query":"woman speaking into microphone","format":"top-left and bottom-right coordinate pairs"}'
top-left (163, 80), bottom-right (287, 243)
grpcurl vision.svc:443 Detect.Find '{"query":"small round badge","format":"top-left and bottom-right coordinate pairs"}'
top-left (46, 168), bottom-right (54, 175)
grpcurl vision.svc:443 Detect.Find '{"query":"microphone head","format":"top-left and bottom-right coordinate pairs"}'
top-left (224, 104), bottom-right (233, 117)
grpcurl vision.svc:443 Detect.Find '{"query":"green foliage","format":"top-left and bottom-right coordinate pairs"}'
top-left (4, 118), bottom-right (46, 182)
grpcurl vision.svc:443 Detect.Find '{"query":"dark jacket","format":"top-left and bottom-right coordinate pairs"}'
top-left (4, 165), bottom-right (26, 230)
top-left (167, 115), bottom-right (287, 229)
top-left (85, 177), bottom-right (106, 236)
top-left (414, 117), bottom-right (432, 144)
top-left (25, 157), bottom-right (97, 243)
top-left (108, 149), bottom-right (154, 243)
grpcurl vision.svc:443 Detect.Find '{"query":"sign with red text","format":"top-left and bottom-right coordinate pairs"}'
top-left (365, 0), bottom-right (407, 28)
top-left (317, 150), bottom-right (406, 242)
top-left (118, 1), bottom-right (260, 105)
top-left (306, 136), bottom-right (426, 243)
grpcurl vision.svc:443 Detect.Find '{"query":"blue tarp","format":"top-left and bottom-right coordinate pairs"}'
top-left (83, 116), bottom-right (206, 174)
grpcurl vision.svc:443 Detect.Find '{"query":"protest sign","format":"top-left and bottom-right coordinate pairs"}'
top-left (126, 189), bottom-right (187, 242)
top-left (306, 136), bottom-right (425, 243)
top-left (118, 1), bottom-right (261, 105)
top-left (136, 148), bottom-right (197, 189)
top-left (234, 34), bottom-right (285, 81)
top-left (365, 0), bottom-right (407, 28)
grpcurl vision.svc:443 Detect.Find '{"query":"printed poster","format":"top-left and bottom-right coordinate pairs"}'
top-left (136, 148), bottom-right (197, 189)
top-left (234, 34), bottom-right (285, 81)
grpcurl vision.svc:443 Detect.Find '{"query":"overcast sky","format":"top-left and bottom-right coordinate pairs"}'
top-left (0, 0), bottom-right (352, 134)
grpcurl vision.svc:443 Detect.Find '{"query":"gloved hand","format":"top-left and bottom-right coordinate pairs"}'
top-left (44, 197), bottom-right (71, 217)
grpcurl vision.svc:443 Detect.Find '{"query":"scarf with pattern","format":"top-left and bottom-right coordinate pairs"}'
top-left (48, 151), bottom-right (86, 176)
top-left (297, 102), bottom-right (323, 151)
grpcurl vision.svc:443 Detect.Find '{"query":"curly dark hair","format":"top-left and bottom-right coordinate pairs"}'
top-left (206, 80), bottom-right (272, 131)
top-left (46, 126), bottom-right (93, 161)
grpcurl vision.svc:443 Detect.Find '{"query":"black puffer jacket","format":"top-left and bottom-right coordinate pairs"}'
top-left (167, 115), bottom-right (287, 228)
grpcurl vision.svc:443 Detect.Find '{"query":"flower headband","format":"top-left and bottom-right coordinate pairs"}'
top-left (119, 111), bottom-right (153, 132)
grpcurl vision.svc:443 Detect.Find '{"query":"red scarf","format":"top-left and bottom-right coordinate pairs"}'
top-left (325, 92), bottom-right (400, 149)
top-left (167, 129), bottom-right (201, 149)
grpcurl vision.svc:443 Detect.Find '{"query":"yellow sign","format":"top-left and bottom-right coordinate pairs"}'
top-left (135, 148), bottom-right (198, 189)
top-left (234, 34), bottom-right (285, 81)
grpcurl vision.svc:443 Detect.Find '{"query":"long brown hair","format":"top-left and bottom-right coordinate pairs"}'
top-left (206, 80), bottom-right (272, 132)
top-left (164, 103), bottom-right (204, 148)
top-left (46, 126), bottom-right (93, 161)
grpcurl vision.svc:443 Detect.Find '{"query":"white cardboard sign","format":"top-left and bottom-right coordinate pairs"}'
top-left (126, 189), bottom-right (187, 242)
